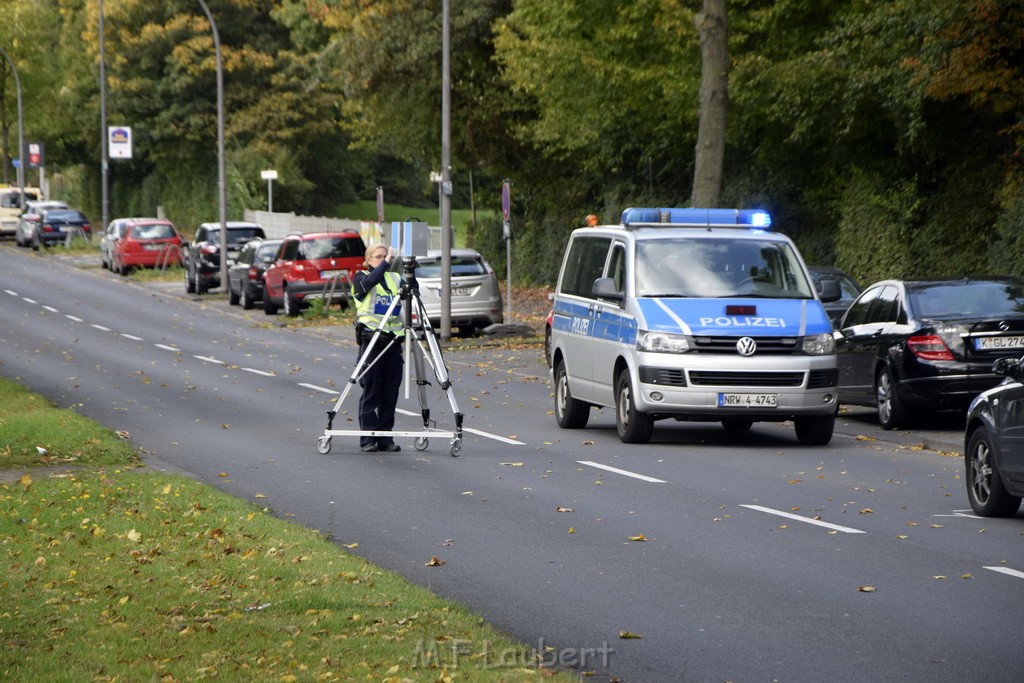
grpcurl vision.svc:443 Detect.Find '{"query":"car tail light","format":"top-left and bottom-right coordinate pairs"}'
top-left (42, 223), bottom-right (55, 233)
top-left (201, 244), bottom-right (218, 255)
top-left (907, 334), bottom-right (954, 361)
top-left (247, 266), bottom-right (258, 280)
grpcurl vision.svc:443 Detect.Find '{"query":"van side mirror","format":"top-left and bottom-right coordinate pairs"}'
top-left (592, 277), bottom-right (623, 301)
top-left (818, 278), bottom-right (841, 303)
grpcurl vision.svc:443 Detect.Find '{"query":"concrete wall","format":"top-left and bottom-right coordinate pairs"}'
top-left (243, 209), bottom-right (443, 250)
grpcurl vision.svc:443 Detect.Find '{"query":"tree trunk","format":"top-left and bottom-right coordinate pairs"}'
top-left (690, 0), bottom-right (728, 208)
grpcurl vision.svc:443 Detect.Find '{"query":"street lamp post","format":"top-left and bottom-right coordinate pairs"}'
top-left (99, 0), bottom-right (109, 232)
top-left (0, 45), bottom-right (26, 208)
top-left (261, 169), bottom-right (277, 213)
top-left (196, 0), bottom-right (228, 292)
top-left (439, 0), bottom-right (452, 343)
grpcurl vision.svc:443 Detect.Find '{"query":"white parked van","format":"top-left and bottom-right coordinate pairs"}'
top-left (549, 207), bottom-right (841, 445)
top-left (0, 186), bottom-right (42, 238)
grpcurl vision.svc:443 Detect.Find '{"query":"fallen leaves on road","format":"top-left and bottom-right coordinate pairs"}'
top-left (426, 556), bottom-right (445, 566)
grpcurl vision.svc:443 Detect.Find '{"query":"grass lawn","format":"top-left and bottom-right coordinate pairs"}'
top-left (0, 378), bottom-right (574, 681)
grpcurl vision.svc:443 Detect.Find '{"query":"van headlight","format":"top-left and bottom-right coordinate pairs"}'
top-left (637, 330), bottom-right (691, 354)
top-left (802, 333), bottom-right (835, 355)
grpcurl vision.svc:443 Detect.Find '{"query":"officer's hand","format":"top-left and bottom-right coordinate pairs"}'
top-left (386, 247), bottom-right (398, 263)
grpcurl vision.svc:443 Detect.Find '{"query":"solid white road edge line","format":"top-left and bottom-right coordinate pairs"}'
top-left (741, 504), bottom-right (866, 534)
top-left (577, 460), bottom-right (667, 483)
top-left (984, 566), bottom-right (1024, 580)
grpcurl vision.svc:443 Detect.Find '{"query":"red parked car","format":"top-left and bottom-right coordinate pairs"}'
top-left (110, 218), bottom-right (183, 275)
top-left (263, 231), bottom-right (366, 316)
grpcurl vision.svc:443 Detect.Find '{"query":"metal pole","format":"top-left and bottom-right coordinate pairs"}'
top-left (197, 0), bottom-right (228, 292)
top-left (99, 0), bottom-right (109, 231)
top-left (439, 0), bottom-right (452, 342)
top-left (0, 46), bottom-right (25, 208)
top-left (267, 178), bottom-right (272, 213)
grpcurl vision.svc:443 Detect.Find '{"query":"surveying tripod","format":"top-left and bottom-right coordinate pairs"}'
top-left (316, 256), bottom-right (465, 457)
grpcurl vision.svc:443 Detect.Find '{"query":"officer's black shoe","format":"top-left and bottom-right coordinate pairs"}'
top-left (380, 443), bottom-right (401, 452)
top-left (360, 443), bottom-right (379, 452)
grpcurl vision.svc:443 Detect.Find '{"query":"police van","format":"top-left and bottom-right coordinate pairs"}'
top-left (549, 207), bottom-right (841, 445)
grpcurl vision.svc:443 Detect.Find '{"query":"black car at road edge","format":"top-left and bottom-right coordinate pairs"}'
top-left (964, 356), bottom-right (1024, 517)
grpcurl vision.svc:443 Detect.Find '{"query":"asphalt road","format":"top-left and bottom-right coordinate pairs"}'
top-left (1, 244), bottom-right (1021, 683)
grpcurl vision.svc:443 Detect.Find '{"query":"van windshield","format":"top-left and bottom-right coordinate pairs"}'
top-left (635, 237), bottom-right (815, 299)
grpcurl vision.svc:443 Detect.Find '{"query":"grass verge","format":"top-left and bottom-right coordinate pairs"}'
top-left (0, 378), bottom-right (571, 681)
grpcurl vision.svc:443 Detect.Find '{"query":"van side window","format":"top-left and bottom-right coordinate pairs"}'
top-left (560, 236), bottom-right (611, 298)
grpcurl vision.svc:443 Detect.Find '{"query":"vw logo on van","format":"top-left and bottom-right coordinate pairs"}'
top-left (736, 337), bottom-right (757, 356)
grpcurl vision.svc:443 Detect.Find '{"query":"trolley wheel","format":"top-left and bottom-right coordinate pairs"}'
top-left (449, 438), bottom-right (462, 457)
top-left (414, 436), bottom-right (429, 451)
top-left (316, 435), bottom-right (332, 454)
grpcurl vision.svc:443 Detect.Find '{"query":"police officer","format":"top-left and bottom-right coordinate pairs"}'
top-left (351, 244), bottom-right (404, 452)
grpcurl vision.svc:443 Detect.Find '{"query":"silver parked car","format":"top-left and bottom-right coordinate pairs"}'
top-left (964, 356), bottom-right (1024, 517)
top-left (412, 248), bottom-right (503, 336)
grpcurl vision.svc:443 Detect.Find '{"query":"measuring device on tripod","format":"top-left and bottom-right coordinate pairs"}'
top-left (316, 221), bottom-right (465, 457)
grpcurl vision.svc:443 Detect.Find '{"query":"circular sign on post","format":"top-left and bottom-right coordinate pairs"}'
top-left (501, 180), bottom-right (510, 222)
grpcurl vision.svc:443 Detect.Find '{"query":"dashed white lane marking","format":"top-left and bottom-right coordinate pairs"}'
top-left (577, 460), bottom-right (666, 483)
top-left (984, 566), bottom-right (1024, 580)
top-left (13, 292), bottom-right (525, 448)
top-left (740, 504), bottom-right (866, 534)
top-left (299, 383), bottom-right (338, 394)
top-left (23, 297), bottom-right (37, 304)
top-left (462, 427), bottom-right (524, 445)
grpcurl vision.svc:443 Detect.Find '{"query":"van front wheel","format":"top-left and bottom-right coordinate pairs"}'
top-left (794, 413), bottom-right (835, 446)
top-left (554, 360), bottom-right (589, 429)
top-left (615, 371), bottom-right (653, 444)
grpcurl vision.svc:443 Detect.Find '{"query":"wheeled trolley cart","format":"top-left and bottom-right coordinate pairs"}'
top-left (317, 256), bottom-right (464, 457)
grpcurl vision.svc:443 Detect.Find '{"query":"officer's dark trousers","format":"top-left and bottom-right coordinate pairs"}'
top-left (358, 340), bottom-right (403, 447)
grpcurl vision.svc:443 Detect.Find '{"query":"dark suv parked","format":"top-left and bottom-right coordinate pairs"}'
top-left (184, 221), bottom-right (266, 294)
top-left (262, 231), bottom-right (365, 316)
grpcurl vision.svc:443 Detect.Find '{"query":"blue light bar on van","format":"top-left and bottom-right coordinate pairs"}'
top-left (620, 207), bottom-right (772, 229)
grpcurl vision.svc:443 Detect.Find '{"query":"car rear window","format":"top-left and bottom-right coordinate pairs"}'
top-left (45, 210), bottom-right (87, 221)
top-left (298, 236), bottom-right (364, 260)
top-left (416, 256), bottom-right (487, 278)
top-left (131, 223), bottom-right (176, 239)
top-left (910, 281), bottom-right (1024, 319)
top-left (208, 227), bottom-right (266, 245)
